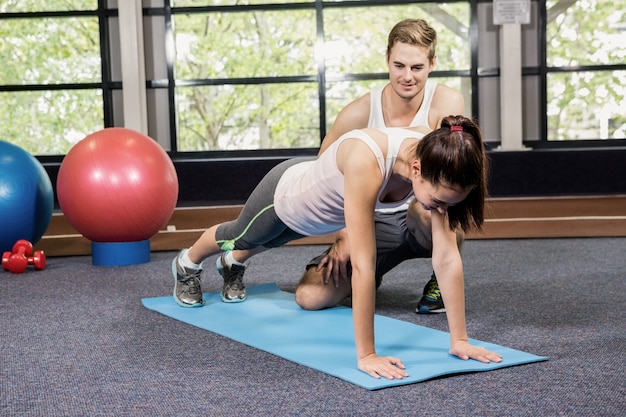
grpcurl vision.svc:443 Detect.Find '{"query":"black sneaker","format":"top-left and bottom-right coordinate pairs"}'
top-left (172, 250), bottom-right (204, 307)
top-left (415, 273), bottom-right (445, 314)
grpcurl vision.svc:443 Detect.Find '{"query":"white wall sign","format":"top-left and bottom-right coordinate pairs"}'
top-left (493, 0), bottom-right (531, 25)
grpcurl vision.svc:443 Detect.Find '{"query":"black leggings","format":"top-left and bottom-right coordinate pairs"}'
top-left (214, 158), bottom-right (312, 251)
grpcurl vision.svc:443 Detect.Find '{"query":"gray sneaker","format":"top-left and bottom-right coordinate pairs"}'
top-left (216, 253), bottom-right (247, 303)
top-left (172, 250), bottom-right (204, 307)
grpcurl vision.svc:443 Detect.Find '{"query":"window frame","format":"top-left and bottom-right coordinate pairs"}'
top-left (0, 1), bottom-right (117, 156)
top-left (0, 0), bottom-right (624, 162)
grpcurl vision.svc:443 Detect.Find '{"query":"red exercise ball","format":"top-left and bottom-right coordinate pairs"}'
top-left (57, 128), bottom-right (178, 243)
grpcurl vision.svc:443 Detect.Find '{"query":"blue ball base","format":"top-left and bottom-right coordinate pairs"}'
top-left (91, 240), bottom-right (151, 266)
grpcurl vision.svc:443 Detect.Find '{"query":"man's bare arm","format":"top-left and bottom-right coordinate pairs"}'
top-left (318, 94), bottom-right (371, 155)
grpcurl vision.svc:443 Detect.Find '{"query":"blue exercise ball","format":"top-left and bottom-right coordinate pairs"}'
top-left (0, 141), bottom-right (54, 253)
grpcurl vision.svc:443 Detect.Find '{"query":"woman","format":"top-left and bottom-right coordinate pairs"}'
top-left (172, 115), bottom-right (502, 380)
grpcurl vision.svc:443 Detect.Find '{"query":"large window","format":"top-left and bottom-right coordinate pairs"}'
top-left (172, 8), bottom-right (320, 151)
top-left (1, 0), bottom-right (624, 157)
top-left (545, 0), bottom-right (626, 141)
top-left (0, 1), bottom-right (106, 155)
top-left (169, 1), bottom-right (472, 152)
top-left (321, 3), bottom-right (471, 135)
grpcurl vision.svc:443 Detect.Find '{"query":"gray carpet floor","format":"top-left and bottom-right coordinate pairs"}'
top-left (1, 238), bottom-right (624, 416)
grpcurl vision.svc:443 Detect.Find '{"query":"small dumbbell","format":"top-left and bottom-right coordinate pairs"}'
top-left (1, 240), bottom-right (46, 274)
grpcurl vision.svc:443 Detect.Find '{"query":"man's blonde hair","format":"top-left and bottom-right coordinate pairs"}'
top-left (387, 18), bottom-right (437, 61)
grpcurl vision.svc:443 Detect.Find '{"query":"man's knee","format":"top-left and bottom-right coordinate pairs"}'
top-left (295, 286), bottom-right (325, 311)
top-left (295, 266), bottom-right (349, 310)
top-left (295, 267), bottom-right (326, 310)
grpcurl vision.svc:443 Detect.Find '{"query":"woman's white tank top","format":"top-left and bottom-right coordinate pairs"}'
top-left (274, 128), bottom-right (423, 236)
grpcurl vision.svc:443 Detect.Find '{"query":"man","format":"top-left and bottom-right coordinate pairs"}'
top-left (295, 18), bottom-right (466, 313)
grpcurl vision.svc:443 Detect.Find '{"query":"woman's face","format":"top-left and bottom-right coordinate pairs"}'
top-left (413, 178), bottom-right (469, 214)
top-left (410, 160), bottom-right (470, 214)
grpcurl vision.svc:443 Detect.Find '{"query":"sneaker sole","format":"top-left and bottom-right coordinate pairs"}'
top-left (220, 294), bottom-right (247, 303)
top-left (415, 306), bottom-right (446, 314)
top-left (171, 257), bottom-right (204, 308)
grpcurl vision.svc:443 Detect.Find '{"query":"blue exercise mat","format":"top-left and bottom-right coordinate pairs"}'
top-left (142, 283), bottom-right (547, 390)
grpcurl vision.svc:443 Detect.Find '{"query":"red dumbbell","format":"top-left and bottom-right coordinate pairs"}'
top-left (1, 240), bottom-right (46, 274)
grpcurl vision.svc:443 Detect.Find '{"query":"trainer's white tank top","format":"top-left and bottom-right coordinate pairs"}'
top-left (367, 80), bottom-right (437, 212)
top-left (274, 128), bottom-right (424, 236)
top-left (367, 80), bottom-right (438, 129)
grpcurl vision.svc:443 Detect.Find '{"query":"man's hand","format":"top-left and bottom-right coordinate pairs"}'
top-left (317, 236), bottom-right (351, 287)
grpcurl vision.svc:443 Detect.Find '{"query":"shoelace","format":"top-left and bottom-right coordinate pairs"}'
top-left (225, 269), bottom-right (245, 290)
top-left (185, 282), bottom-right (201, 295)
top-left (182, 270), bottom-right (202, 286)
top-left (424, 279), bottom-right (441, 300)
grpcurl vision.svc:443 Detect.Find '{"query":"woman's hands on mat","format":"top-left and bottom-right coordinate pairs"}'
top-left (449, 339), bottom-right (503, 363)
top-left (358, 340), bottom-right (503, 380)
top-left (358, 353), bottom-right (409, 380)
